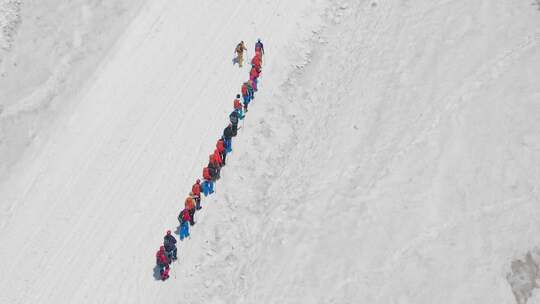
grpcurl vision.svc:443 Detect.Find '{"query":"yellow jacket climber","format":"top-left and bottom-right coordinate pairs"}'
top-left (235, 41), bottom-right (247, 67)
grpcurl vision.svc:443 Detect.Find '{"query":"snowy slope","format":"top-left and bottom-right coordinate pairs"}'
top-left (0, 0), bottom-right (146, 181)
top-left (204, 1), bottom-right (540, 303)
top-left (1, 0), bottom-right (540, 303)
top-left (0, 0), bottom-right (328, 303)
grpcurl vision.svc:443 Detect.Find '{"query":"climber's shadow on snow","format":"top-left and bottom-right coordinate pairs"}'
top-left (152, 265), bottom-right (163, 281)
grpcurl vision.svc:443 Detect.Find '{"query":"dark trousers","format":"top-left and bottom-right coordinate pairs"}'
top-left (188, 208), bottom-right (195, 225)
top-left (166, 248), bottom-right (177, 261)
top-left (220, 152), bottom-right (227, 165)
top-left (194, 195), bottom-right (201, 209)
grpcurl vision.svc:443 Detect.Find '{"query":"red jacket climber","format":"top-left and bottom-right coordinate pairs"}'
top-left (250, 67), bottom-right (260, 80)
top-left (234, 96), bottom-right (242, 111)
top-left (156, 246), bottom-right (169, 266)
top-left (209, 154), bottom-right (219, 168)
top-left (251, 55), bottom-right (262, 69)
top-left (241, 83), bottom-right (248, 96)
top-left (213, 149), bottom-right (222, 166)
top-left (216, 139), bottom-right (225, 154)
top-left (192, 179), bottom-right (201, 197)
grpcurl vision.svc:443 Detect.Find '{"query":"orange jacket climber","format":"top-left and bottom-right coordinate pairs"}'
top-left (185, 196), bottom-right (195, 210)
top-left (203, 167), bottom-right (211, 180)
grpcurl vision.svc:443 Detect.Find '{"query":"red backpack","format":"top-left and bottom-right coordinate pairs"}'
top-left (234, 99), bottom-right (242, 110)
top-left (182, 209), bottom-right (191, 222)
top-left (192, 183), bottom-right (201, 196)
top-left (156, 250), bottom-right (167, 266)
top-left (203, 167), bottom-right (211, 180)
top-left (216, 140), bottom-right (225, 153)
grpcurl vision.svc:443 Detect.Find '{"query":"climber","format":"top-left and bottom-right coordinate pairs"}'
top-left (156, 246), bottom-right (170, 280)
top-left (234, 41), bottom-right (247, 67)
top-left (192, 179), bottom-right (202, 209)
top-left (163, 230), bottom-right (177, 262)
top-left (178, 208), bottom-right (191, 240)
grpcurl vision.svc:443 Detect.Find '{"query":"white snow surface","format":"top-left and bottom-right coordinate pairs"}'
top-left (1, 0), bottom-right (540, 303)
top-left (0, 0), bottom-right (146, 181)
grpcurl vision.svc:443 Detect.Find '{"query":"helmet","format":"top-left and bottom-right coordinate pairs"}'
top-left (160, 245), bottom-right (165, 251)
top-left (257, 38), bottom-right (261, 42)
top-left (189, 191), bottom-right (194, 196)
top-left (236, 94), bottom-right (240, 98)
top-left (196, 179), bottom-right (200, 183)
top-left (166, 230), bottom-right (171, 235)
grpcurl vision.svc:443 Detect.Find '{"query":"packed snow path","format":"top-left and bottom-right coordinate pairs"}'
top-left (1, 0), bottom-right (540, 303)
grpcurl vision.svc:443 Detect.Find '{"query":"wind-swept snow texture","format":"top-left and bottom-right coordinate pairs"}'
top-left (1, 0), bottom-right (540, 303)
top-left (0, 0), bottom-right (146, 181)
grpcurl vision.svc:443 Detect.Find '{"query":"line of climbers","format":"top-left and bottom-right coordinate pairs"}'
top-left (155, 39), bottom-right (265, 281)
